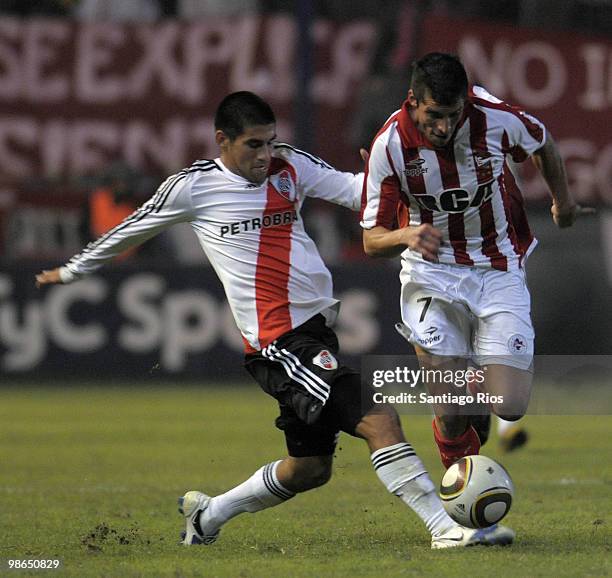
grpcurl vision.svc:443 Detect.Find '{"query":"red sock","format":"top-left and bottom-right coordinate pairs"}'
top-left (432, 419), bottom-right (481, 469)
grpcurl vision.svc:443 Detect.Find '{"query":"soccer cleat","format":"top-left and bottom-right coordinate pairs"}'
top-left (499, 426), bottom-right (529, 453)
top-left (178, 491), bottom-right (219, 546)
top-left (431, 524), bottom-right (515, 549)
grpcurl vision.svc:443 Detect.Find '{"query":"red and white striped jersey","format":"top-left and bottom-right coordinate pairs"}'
top-left (361, 86), bottom-right (545, 271)
top-left (60, 144), bottom-right (362, 352)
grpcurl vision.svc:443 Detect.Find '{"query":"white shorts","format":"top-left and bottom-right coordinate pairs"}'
top-left (399, 260), bottom-right (534, 370)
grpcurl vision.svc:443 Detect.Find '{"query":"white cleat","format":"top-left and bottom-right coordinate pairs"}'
top-left (431, 524), bottom-right (515, 549)
top-left (178, 491), bottom-right (219, 546)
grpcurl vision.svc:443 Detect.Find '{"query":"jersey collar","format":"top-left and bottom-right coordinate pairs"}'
top-left (216, 157), bottom-right (265, 187)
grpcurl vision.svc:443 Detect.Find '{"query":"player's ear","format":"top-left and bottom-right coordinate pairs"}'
top-left (407, 89), bottom-right (418, 108)
top-left (216, 130), bottom-right (230, 149)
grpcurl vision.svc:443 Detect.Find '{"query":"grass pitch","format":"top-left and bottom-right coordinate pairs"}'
top-left (0, 384), bottom-right (610, 577)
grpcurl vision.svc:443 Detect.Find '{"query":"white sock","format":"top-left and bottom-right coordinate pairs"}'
top-left (199, 460), bottom-right (295, 535)
top-left (372, 442), bottom-right (456, 537)
top-left (497, 416), bottom-right (518, 436)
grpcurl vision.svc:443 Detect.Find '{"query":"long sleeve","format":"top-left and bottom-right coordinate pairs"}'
top-left (273, 144), bottom-right (363, 211)
top-left (61, 171), bottom-right (194, 280)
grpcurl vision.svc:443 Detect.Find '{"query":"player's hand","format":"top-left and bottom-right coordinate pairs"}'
top-left (402, 223), bottom-right (443, 262)
top-left (360, 148), bottom-right (369, 163)
top-left (551, 202), bottom-right (596, 228)
top-left (35, 268), bottom-right (62, 288)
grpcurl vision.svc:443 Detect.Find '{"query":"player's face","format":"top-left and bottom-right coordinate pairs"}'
top-left (217, 124), bottom-right (277, 185)
top-left (408, 89), bottom-right (465, 149)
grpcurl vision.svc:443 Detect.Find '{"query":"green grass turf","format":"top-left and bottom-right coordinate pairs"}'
top-left (0, 384), bottom-right (610, 577)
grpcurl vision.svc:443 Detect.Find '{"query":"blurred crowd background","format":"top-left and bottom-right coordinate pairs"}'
top-left (0, 0), bottom-right (610, 378)
top-left (2, 0), bottom-right (611, 32)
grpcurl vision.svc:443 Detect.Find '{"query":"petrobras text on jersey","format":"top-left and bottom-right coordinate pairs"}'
top-left (219, 210), bottom-right (298, 237)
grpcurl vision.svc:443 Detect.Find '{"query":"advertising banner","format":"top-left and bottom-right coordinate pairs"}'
top-left (420, 15), bottom-right (612, 205)
top-left (0, 17), bottom-right (375, 179)
top-left (1, 16), bottom-right (609, 204)
top-left (1, 258), bottom-right (608, 380)
top-left (0, 263), bottom-right (405, 379)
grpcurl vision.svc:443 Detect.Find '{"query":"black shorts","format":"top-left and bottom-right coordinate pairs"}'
top-left (244, 314), bottom-right (375, 457)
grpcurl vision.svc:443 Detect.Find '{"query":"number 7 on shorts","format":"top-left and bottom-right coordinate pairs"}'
top-left (416, 297), bottom-right (433, 323)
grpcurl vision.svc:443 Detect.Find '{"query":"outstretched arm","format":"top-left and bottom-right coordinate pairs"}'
top-left (531, 134), bottom-right (595, 227)
top-left (35, 172), bottom-right (194, 287)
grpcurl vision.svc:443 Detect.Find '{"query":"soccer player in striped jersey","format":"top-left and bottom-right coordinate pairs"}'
top-left (36, 91), bottom-right (513, 549)
top-left (362, 53), bottom-right (591, 468)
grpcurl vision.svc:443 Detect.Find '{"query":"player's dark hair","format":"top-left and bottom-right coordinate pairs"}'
top-left (410, 53), bottom-right (468, 105)
top-left (215, 91), bottom-right (276, 140)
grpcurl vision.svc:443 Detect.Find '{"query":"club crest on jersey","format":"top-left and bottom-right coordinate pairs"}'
top-left (313, 350), bottom-right (338, 371)
top-left (404, 158), bottom-right (428, 178)
top-left (473, 150), bottom-right (493, 180)
top-left (269, 169), bottom-right (297, 202)
top-left (508, 334), bottom-right (528, 354)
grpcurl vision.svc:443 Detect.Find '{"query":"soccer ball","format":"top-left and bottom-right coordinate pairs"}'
top-left (439, 455), bottom-right (514, 529)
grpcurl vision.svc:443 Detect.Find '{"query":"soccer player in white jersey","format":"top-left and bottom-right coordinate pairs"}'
top-left (361, 53), bottom-right (590, 468)
top-left (36, 91), bottom-right (513, 549)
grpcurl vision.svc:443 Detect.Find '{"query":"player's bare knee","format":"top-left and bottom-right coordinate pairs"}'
top-left (308, 464), bottom-right (333, 488)
top-left (294, 463), bottom-right (332, 491)
top-left (495, 413), bottom-right (523, 422)
top-left (356, 403), bottom-right (405, 448)
top-left (491, 398), bottom-right (529, 421)
top-left (282, 457), bottom-right (332, 492)
top-left (373, 403), bottom-right (402, 430)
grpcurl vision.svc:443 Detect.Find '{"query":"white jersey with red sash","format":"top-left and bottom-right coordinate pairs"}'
top-left (61, 144), bottom-right (362, 352)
